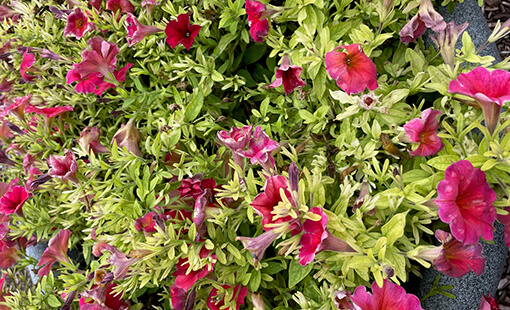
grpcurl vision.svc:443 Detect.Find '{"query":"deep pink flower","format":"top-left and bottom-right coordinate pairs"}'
top-left (106, 0), bottom-right (134, 14)
top-left (48, 150), bottom-right (78, 183)
top-left (93, 63), bottom-right (132, 96)
top-left (125, 13), bottom-right (162, 47)
top-left (239, 126), bottom-right (279, 170)
top-left (165, 13), bottom-right (201, 50)
top-left (78, 126), bottom-right (109, 154)
top-left (37, 229), bottom-right (71, 277)
top-left (0, 213), bottom-right (9, 240)
top-left (245, 0), bottom-right (269, 42)
top-left (403, 108), bottom-right (442, 157)
top-left (1, 94), bottom-right (31, 120)
top-left (478, 294), bottom-right (501, 310)
top-left (64, 8), bottom-right (95, 39)
top-left (0, 185), bottom-right (29, 215)
top-left (178, 176), bottom-right (215, 200)
top-left (350, 279), bottom-right (424, 310)
top-left (431, 229), bottom-right (485, 277)
top-left (399, 0), bottom-right (446, 43)
top-left (170, 286), bottom-right (196, 310)
top-left (448, 67), bottom-right (510, 134)
top-left (25, 104), bottom-right (73, 119)
top-left (217, 124), bottom-right (253, 167)
top-left (67, 63), bottom-right (132, 96)
top-left (80, 283), bottom-right (130, 310)
top-left (111, 118), bottom-right (142, 156)
top-left (250, 175), bottom-right (297, 232)
top-left (497, 207), bottom-right (510, 247)
top-left (435, 160), bottom-right (496, 245)
top-left (67, 37), bottom-right (119, 83)
top-left (89, 0), bottom-right (102, 10)
top-left (325, 44), bottom-right (378, 95)
top-left (20, 51), bottom-right (36, 82)
top-left (269, 55), bottom-right (306, 95)
top-left (173, 247), bottom-right (216, 291)
top-left (0, 274), bottom-right (9, 310)
top-left (207, 284), bottom-right (248, 310)
top-left (134, 211), bottom-right (158, 232)
top-left (299, 207), bottom-right (328, 266)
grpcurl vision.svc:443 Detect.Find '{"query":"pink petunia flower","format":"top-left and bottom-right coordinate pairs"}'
top-left (37, 229), bottom-right (72, 277)
top-left (67, 37), bottom-right (119, 83)
top-left (78, 126), bottom-right (109, 154)
top-left (173, 247), bottom-right (216, 291)
top-left (478, 294), bottom-right (501, 310)
top-left (25, 104), bottom-right (73, 119)
top-left (125, 13), bottom-right (162, 47)
top-left (92, 242), bottom-right (140, 280)
top-left (111, 118), bottom-right (142, 156)
top-left (497, 207), bottom-right (510, 247)
top-left (170, 286), bottom-right (196, 310)
top-left (0, 185), bottom-right (29, 216)
top-left (448, 66), bottom-right (510, 134)
top-left (48, 150), bottom-right (79, 183)
top-left (435, 160), bottom-right (496, 245)
top-left (350, 279), bottom-right (424, 310)
top-left (207, 284), bottom-right (248, 310)
top-left (165, 13), bottom-right (201, 50)
top-left (0, 4), bottom-right (15, 22)
top-left (106, 0), bottom-right (134, 15)
top-left (134, 211), bottom-right (159, 233)
top-left (236, 230), bottom-right (279, 266)
top-left (0, 240), bottom-right (20, 268)
top-left (239, 126), bottom-right (279, 173)
top-left (269, 55), bottom-right (306, 95)
top-left (245, 0), bottom-right (269, 42)
top-left (80, 282), bottom-right (130, 310)
top-left (64, 8), bottom-right (95, 39)
top-left (20, 51), bottom-right (36, 82)
top-left (325, 44), bottom-right (378, 95)
top-left (298, 207), bottom-right (328, 266)
top-left (403, 108), bottom-right (442, 157)
top-left (399, 0), bottom-right (446, 43)
top-left (89, 0), bottom-right (102, 10)
top-left (217, 124), bottom-right (253, 168)
top-left (1, 94), bottom-right (31, 120)
top-left (430, 21), bottom-right (469, 68)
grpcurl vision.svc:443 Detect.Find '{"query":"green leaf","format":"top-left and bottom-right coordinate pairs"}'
top-left (427, 155), bottom-right (460, 171)
top-left (244, 44), bottom-right (267, 65)
top-left (185, 90), bottom-right (204, 122)
top-left (288, 260), bottom-right (313, 289)
top-left (249, 269), bottom-right (261, 291)
top-left (381, 212), bottom-right (407, 246)
top-left (46, 295), bottom-right (61, 308)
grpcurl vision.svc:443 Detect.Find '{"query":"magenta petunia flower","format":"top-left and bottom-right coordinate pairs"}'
top-left (351, 279), bottom-right (424, 310)
top-left (106, 0), bottom-right (134, 15)
top-left (250, 175), bottom-right (296, 231)
top-left (207, 284), bottom-right (248, 310)
top-left (64, 8), bottom-right (95, 39)
top-left (478, 294), bottom-right (501, 310)
top-left (399, 0), bottom-right (446, 43)
top-left (245, 0), bottom-right (269, 42)
top-left (78, 126), bottom-right (109, 154)
top-left (80, 282), bottom-right (130, 310)
top-left (430, 21), bottom-right (469, 68)
top-left (435, 160), bottom-right (496, 245)
top-left (403, 108), bottom-right (442, 157)
top-left (448, 67), bottom-right (510, 134)
top-left (111, 118), bottom-right (142, 156)
top-left (497, 207), bottom-right (510, 247)
top-left (125, 13), bottom-right (162, 47)
top-left (134, 211), bottom-right (158, 233)
top-left (20, 51), bottom-right (36, 82)
top-left (93, 63), bottom-right (133, 96)
top-left (1, 94), bottom-right (31, 120)
top-left (67, 37), bottom-right (119, 82)
top-left (37, 229), bottom-right (72, 277)
top-left (239, 126), bottom-right (279, 172)
top-left (299, 207), bottom-right (328, 266)
top-left (0, 185), bottom-right (29, 215)
top-left (165, 13), bottom-right (201, 50)
top-left (25, 104), bottom-right (73, 119)
top-left (48, 150), bottom-right (78, 183)
top-left (173, 247), bottom-right (216, 291)
top-left (269, 55), bottom-right (306, 95)
top-left (217, 124), bottom-right (253, 168)
top-left (170, 285), bottom-right (186, 310)
top-left (325, 44), bottom-right (378, 95)
top-left (89, 0), bottom-right (102, 10)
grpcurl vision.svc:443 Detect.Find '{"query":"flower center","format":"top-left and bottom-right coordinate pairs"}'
top-left (185, 31), bottom-right (190, 37)
top-left (76, 19), bottom-right (84, 28)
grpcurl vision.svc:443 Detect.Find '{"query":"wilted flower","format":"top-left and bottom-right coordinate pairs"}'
top-left (207, 284), bottom-right (248, 310)
top-left (236, 230), bottom-right (279, 266)
top-left (178, 176), bottom-right (214, 199)
top-left (165, 13), bottom-right (201, 50)
top-left (173, 247), bottom-right (216, 291)
top-left (106, 0), bottom-right (134, 15)
top-left (48, 150), bottom-right (79, 183)
top-left (399, 0), bottom-right (446, 43)
top-left (92, 242), bottom-right (140, 280)
top-left (40, 49), bottom-right (63, 61)
top-left (64, 8), bottom-right (95, 39)
top-left (111, 118), bottom-right (142, 156)
top-left (217, 124), bottom-right (253, 168)
top-left (403, 108), bottom-right (442, 157)
top-left (0, 185), bottom-right (29, 215)
top-left (435, 160), bottom-right (496, 245)
top-left (430, 21), bottom-right (469, 68)
top-left (78, 126), bottom-right (109, 154)
top-left (350, 279), bottom-right (424, 310)
top-left (239, 126), bottom-right (279, 173)
top-left (125, 13), bottom-right (162, 46)
top-left (245, 0), bottom-right (269, 42)
top-left (325, 44), bottom-right (378, 95)
top-left (478, 294), bottom-right (501, 310)
top-left (37, 229), bottom-right (72, 277)
top-left (20, 51), bottom-right (36, 82)
top-left (269, 55), bottom-right (306, 95)
top-left (0, 78), bottom-right (14, 93)
top-left (448, 67), bottom-right (510, 134)
top-left (299, 207), bottom-right (328, 266)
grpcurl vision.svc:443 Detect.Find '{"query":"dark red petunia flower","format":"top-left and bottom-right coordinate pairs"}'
top-left (173, 247), bottom-right (216, 291)
top-left (106, 0), bottom-right (134, 15)
top-left (245, 0), bottom-right (269, 42)
top-left (269, 55), bottom-right (306, 95)
top-left (165, 13), bottom-right (201, 50)
top-left (207, 284), bottom-right (248, 310)
top-left (20, 51), bottom-right (36, 82)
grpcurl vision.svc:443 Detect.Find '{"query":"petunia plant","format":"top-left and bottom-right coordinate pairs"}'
top-left (0, 0), bottom-right (509, 309)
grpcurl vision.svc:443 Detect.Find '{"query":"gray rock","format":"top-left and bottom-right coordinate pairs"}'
top-left (25, 241), bottom-right (47, 284)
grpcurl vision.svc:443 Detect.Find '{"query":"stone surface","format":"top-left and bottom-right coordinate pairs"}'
top-left (25, 241), bottom-right (47, 284)
top-left (417, 223), bottom-right (507, 310)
